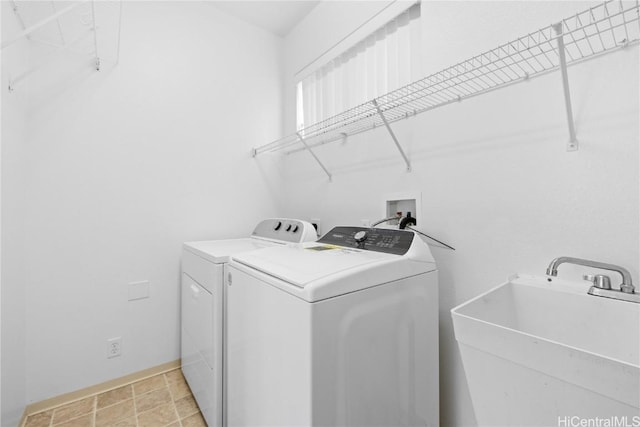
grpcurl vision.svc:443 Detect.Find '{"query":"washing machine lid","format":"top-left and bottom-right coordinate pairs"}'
top-left (232, 247), bottom-right (435, 303)
top-left (232, 226), bottom-right (437, 301)
top-left (183, 238), bottom-right (280, 264)
top-left (234, 244), bottom-right (393, 284)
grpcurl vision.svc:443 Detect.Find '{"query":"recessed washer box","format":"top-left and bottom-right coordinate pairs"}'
top-left (383, 190), bottom-right (421, 226)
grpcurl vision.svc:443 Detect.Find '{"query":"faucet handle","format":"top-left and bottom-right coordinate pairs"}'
top-left (583, 274), bottom-right (612, 290)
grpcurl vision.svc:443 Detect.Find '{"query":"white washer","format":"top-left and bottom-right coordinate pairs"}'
top-left (226, 226), bottom-right (439, 427)
top-left (181, 218), bottom-right (316, 427)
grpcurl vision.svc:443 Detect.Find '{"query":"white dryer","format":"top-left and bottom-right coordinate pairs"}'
top-left (226, 226), bottom-right (439, 427)
top-left (181, 218), bottom-right (316, 427)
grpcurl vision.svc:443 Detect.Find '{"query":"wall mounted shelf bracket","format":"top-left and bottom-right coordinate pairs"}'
top-left (553, 22), bottom-right (578, 152)
top-left (10, 0), bottom-right (31, 41)
top-left (50, 1), bottom-right (67, 46)
top-left (372, 99), bottom-right (411, 172)
top-left (297, 132), bottom-right (332, 182)
top-left (91, 0), bottom-right (100, 71)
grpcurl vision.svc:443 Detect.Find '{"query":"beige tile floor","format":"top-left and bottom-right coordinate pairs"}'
top-left (23, 369), bottom-right (206, 427)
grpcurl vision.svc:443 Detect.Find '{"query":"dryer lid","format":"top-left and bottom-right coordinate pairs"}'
top-left (182, 218), bottom-right (318, 264)
top-left (183, 238), bottom-right (279, 264)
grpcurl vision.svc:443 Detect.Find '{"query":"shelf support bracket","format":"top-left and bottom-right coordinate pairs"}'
top-left (116, 0), bottom-right (123, 65)
top-left (50, 1), bottom-right (67, 46)
top-left (296, 132), bottom-right (332, 182)
top-left (91, 0), bottom-right (100, 71)
top-left (372, 99), bottom-right (411, 171)
top-left (553, 22), bottom-right (578, 151)
top-left (10, 0), bottom-right (31, 40)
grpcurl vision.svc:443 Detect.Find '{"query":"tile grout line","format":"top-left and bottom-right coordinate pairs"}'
top-left (92, 395), bottom-right (97, 427)
top-left (164, 372), bottom-right (183, 427)
top-left (134, 377), bottom-right (171, 420)
top-left (24, 366), bottom-right (180, 423)
top-left (48, 396), bottom-right (96, 427)
top-left (25, 370), bottom-right (195, 427)
top-left (131, 384), bottom-right (139, 427)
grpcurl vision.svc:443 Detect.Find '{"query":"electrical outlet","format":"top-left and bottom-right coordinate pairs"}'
top-left (107, 337), bottom-right (122, 359)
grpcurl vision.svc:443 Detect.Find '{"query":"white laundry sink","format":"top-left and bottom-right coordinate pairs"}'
top-left (452, 274), bottom-right (640, 426)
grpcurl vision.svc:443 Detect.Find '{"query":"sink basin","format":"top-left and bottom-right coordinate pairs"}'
top-left (452, 274), bottom-right (640, 426)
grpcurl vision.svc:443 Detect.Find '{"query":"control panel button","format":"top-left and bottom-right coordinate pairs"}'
top-left (292, 225), bottom-right (299, 233)
top-left (286, 224), bottom-right (292, 232)
top-left (354, 231), bottom-right (368, 243)
top-left (274, 221), bottom-right (282, 231)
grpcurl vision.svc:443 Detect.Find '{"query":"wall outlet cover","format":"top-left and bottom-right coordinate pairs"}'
top-left (107, 337), bottom-right (122, 358)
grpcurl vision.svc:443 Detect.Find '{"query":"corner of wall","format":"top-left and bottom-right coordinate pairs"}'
top-left (1, 1), bottom-right (29, 424)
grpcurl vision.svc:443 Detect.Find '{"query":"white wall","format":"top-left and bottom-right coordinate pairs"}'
top-left (1, 2), bottom-right (30, 425)
top-left (14, 1), bottom-right (284, 407)
top-left (4, 2), bottom-right (638, 425)
top-left (281, 2), bottom-right (639, 426)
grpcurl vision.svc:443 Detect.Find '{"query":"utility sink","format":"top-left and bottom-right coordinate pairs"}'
top-left (452, 274), bottom-right (640, 426)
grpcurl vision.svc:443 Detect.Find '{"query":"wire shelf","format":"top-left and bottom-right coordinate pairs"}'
top-left (3, 0), bottom-right (123, 92)
top-left (254, 0), bottom-right (640, 159)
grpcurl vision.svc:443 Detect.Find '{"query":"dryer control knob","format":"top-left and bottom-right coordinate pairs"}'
top-left (354, 230), bottom-right (368, 243)
top-left (274, 221), bottom-right (282, 231)
top-left (286, 224), bottom-right (292, 232)
top-left (292, 225), bottom-right (299, 233)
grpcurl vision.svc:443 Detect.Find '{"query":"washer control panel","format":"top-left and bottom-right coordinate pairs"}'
top-left (317, 226), bottom-right (414, 255)
top-left (252, 218), bottom-right (316, 243)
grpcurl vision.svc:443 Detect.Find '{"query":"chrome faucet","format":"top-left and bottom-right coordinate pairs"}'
top-left (546, 256), bottom-right (638, 303)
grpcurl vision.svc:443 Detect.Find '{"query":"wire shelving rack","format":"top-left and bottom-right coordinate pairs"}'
top-left (252, 0), bottom-right (640, 181)
top-left (2, 0), bottom-right (123, 92)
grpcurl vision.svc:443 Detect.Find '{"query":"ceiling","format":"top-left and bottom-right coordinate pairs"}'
top-left (208, 1), bottom-right (320, 37)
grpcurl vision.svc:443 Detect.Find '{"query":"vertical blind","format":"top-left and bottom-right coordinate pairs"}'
top-left (297, 3), bottom-right (421, 132)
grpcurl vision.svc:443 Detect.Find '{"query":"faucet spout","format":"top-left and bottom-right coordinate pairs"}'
top-left (546, 256), bottom-right (635, 293)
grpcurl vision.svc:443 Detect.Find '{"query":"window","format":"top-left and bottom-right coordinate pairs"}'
top-left (297, 3), bottom-right (421, 131)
